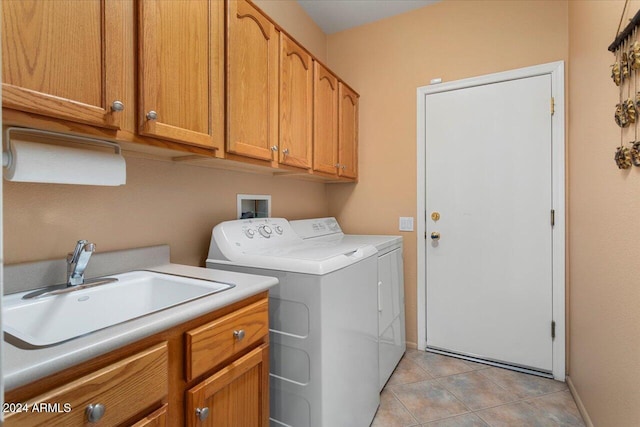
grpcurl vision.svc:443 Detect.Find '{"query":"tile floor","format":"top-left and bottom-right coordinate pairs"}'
top-left (371, 349), bottom-right (585, 427)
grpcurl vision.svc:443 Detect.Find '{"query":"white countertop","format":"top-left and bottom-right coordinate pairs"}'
top-left (3, 263), bottom-right (278, 391)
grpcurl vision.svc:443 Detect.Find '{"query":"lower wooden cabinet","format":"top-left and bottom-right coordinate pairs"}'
top-left (131, 404), bottom-right (169, 427)
top-left (3, 292), bottom-right (270, 427)
top-left (4, 343), bottom-right (168, 426)
top-left (186, 343), bottom-right (269, 427)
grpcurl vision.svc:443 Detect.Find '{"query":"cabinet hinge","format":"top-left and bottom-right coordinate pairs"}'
top-left (551, 97), bottom-right (555, 115)
top-left (551, 321), bottom-right (556, 339)
top-left (551, 209), bottom-right (555, 227)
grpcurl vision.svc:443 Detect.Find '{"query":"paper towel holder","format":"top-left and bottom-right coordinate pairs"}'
top-left (2, 127), bottom-right (126, 186)
top-left (2, 127), bottom-right (123, 168)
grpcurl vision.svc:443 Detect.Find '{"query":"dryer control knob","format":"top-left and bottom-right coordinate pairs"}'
top-left (258, 226), bottom-right (271, 238)
top-left (244, 229), bottom-right (255, 238)
top-left (274, 225), bottom-right (283, 235)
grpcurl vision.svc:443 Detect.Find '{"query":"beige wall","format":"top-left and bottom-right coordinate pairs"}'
top-left (568, 1), bottom-right (640, 425)
top-left (253, 0), bottom-right (328, 62)
top-left (326, 0), bottom-right (569, 349)
top-left (4, 156), bottom-right (328, 266)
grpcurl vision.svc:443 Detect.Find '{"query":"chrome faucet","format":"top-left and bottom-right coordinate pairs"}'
top-left (67, 240), bottom-right (96, 286)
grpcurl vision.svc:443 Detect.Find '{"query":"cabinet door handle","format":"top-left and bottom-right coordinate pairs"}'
top-left (335, 163), bottom-right (341, 168)
top-left (271, 145), bottom-right (278, 152)
top-left (282, 148), bottom-right (290, 155)
top-left (233, 329), bottom-right (245, 341)
top-left (195, 407), bottom-right (210, 421)
top-left (111, 100), bottom-right (124, 112)
top-left (146, 110), bottom-right (158, 121)
top-left (341, 165), bottom-right (346, 170)
top-left (85, 403), bottom-right (106, 423)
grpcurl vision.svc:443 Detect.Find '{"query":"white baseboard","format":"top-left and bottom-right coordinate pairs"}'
top-left (567, 375), bottom-right (594, 427)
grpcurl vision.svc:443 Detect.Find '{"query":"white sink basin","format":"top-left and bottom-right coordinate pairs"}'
top-left (3, 271), bottom-right (234, 347)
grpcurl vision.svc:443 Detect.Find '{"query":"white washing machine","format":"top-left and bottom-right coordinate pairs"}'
top-left (206, 218), bottom-right (380, 427)
top-left (290, 217), bottom-right (406, 390)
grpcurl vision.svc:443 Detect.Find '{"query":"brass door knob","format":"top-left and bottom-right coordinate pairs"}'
top-left (430, 232), bottom-right (441, 240)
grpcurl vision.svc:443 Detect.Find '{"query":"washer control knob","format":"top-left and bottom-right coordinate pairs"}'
top-left (244, 229), bottom-right (255, 238)
top-left (258, 226), bottom-right (272, 238)
top-left (274, 225), bottom-right (283, 235)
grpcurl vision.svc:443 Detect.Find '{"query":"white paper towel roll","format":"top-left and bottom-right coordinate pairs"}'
top-left (4, 140), bottom-right (126, 186)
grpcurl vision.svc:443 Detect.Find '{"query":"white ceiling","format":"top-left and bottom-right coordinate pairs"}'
top-left (297, 0), bottom-right (440, 35)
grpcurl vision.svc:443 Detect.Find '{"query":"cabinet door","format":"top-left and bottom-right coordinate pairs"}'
top-left (338, 83), bottom-right (359, 179)
top-left (2, 0), bottom-right (125, 129)
top-left (313, 62), bottom-right (339, 175)
top-left (279, 33), bottom-right (312, 169)
top-left (138, 0), bottom-right (223, 149)
top-left (186, 344), bottom-right (269, 427)
top-left (227, 0), bottom-right (279, 161)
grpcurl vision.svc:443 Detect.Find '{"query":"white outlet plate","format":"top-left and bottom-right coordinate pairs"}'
top-left (399, 217), bottom-right (414, 232)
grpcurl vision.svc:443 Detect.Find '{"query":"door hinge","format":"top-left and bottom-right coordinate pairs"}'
top-left (551, 321), bottom-right (556, 339)
top-left (424, 231), bottom-right (427, 239)
top-left (551, 209), bottom-right (555, 227)
top-left (551, 97), bottom-right (555, 115)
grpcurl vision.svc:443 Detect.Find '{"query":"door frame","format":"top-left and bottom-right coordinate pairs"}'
top-left (416, 61), bottom-right (566, 380)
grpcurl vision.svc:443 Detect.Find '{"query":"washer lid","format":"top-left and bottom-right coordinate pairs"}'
top-left (208, 218), bottom-right (377, 275)
top-left (207, 244), bottom-right (377, 275)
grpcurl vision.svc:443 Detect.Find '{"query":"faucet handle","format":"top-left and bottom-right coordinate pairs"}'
top-left (69, 240), bottom-right (88, 264)
top-left (69, 240), bottom-right (93, 264)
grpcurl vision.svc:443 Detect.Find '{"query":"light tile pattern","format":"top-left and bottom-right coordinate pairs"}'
top-left (371, 350), bottom-right (585, 427)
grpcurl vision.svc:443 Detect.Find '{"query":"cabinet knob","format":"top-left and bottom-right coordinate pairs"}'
top-left (233, 329), bottom-right (245, 341)
top-left (271, 146), bottom-right (278, 152)
top-left (335, 163), bottom-right (340, 168)
top-left (146, 110), bottom-right (158, 121)
top-left (111, 100), bottom-right (124, 112)
top-left (85, 403), bottom-right (106, 423)
top-left (195, 407), bottom-right (210, 421)
top-left (282, 148), bottom-right (290, 155)
top-left (341, 165), bottom-right (346, 170)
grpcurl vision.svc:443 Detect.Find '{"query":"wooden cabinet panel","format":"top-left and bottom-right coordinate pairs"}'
top-left (338, 83), bottom-right (359, 179)
top-left (1, 0), bottom-right (125, 129)
top-left (138, 0), bottom-right (223, 149)
top-left (131, 404), bottom-right (169, 427)
top-left (186, 298), bottom-right (269, 381)
top-left (313, 62), bottom-right (339, 175)
top-left (4, 343), bottom-right (168, 427)
top-left (279, 33), bottom-right (312, 169)
top-left (227, 0), bottom-right (279, 161)
top-left (186, 343), bottom-right (269, 427)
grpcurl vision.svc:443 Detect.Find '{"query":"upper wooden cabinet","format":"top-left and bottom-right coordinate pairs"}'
top-left (138, 0), bottom-right (224, 150)
top-left (227, 0), bottom-right (279, 162)
top-left (279, 33), bottom-right (313, 170)
top-left (338, 83), bottom-right (359, 179)
top-left (1, 0), bottom-right (126, 129)
top-left (313, 62), bottom-right (339, 175)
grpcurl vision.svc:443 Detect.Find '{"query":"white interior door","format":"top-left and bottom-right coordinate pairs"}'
top-left (425, 74), bottom-right (554, 372)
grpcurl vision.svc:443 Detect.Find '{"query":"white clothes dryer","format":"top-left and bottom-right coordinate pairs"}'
top-left (207, 218), bottom-right (380, 427)
top-left (290, 217), bottom-right (406, 390)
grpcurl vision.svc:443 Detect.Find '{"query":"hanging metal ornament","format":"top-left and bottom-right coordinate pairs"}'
top-left (622, 51), bottom-right (630, 81)
top-left (612, 61), bottom-right (622, 86)
top-left (616, 102), bottom-right (630, 127)
top-left (630, 41), bottom-right (640, 69)
top-left (625, 98), bottom-right (637, 122)
top-left (616, 145), bottom-right (632, 168)
top-left (630, 141), bottom-right (640, 166)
